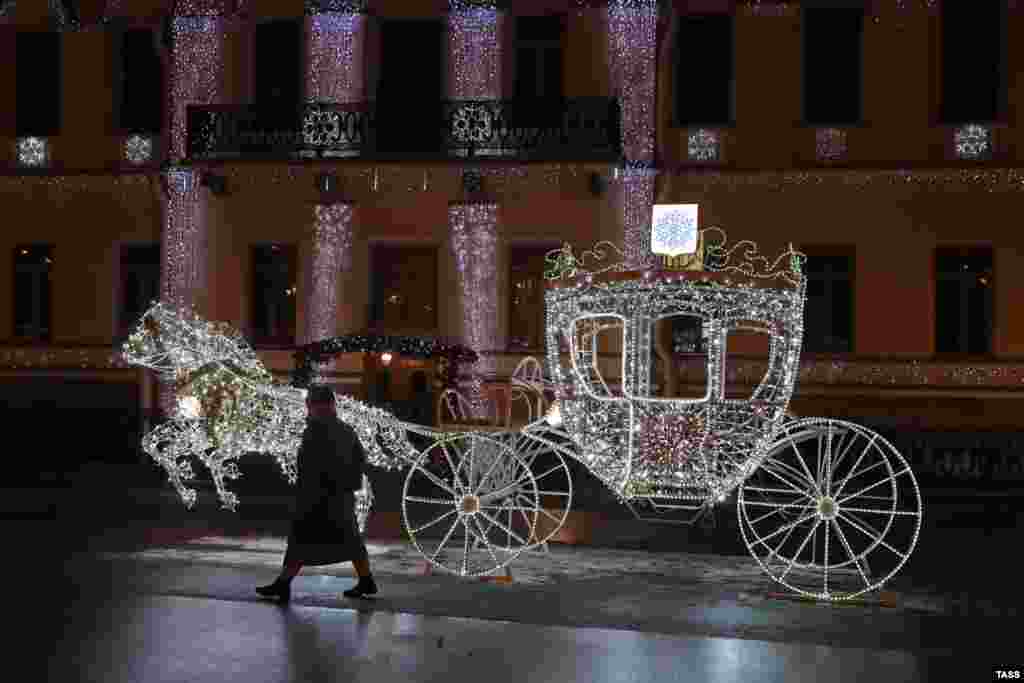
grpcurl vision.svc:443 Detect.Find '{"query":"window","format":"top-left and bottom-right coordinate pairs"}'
top-left (935, 247), bottom-right (993, 354)
top-left (116, 29), bottom-right (163, 133)
top-left (802, 7), bottom-right (863, 126)
top-left (369, 244), bottom-right (438, 332)
top-left (802, 251), bottom-right (854, 353)
top-left (941, 0), bottom-right (1005, 124)
top-left (251, 244), bottom-right (297, 346)
top-left (16, 32), bottom-right (62, 136)
top-left (674, 14), bottom-right (733, 126)
top-left (514, 15), bottom-right (564, 100)
top-left (724, 321), bottom-right (772, 400)
top-left (14, 245), bottom-right (53, 341)
top-left (118, 244), bottom-right (160, 340)
top-left (508, 243), bottom-right (559, 350)
top-left (376, 20), bottom-right (444, 156)
top-left (652, 314), bottom-right (708, 399)
top-left (254, 19), bottom-right (302, 130)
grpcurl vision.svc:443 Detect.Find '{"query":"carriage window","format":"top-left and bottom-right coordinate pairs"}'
top-left (651, 314), bottom-right (708, 399)
top-left (724, 323), bottom-right (772, 400)
top-left (570, 316), bottom-right (625, 398)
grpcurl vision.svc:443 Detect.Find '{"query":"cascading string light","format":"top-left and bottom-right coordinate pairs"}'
top-left (447, 0), bottom-right (502, 100)
top-left (303, 203), bottom-right (354, 376)
top-left (305, 8), bottom-right (366, 104)
top-left (169, 8), bottom-right (226, 163)
top-left (449, 203), bottom-right (500, 418)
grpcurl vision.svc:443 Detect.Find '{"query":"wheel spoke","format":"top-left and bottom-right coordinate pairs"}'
top-left (822, 519), bottom-right (830, 593)
top-left (475, 438), bottom-right (510, 493)
top-left (786, 438), bottom-right (820, 491)
top-left (842, 505), bottom-right (920, 517)
top-left (410, 508), bottom-right (457, 534)
top-left (749, 510), bottom-right (819, 547)
top-left (472, 516), bottom-right (503, 568)
top-left (439, 441), bottom-right (464, 494)
top-left (837, 512), bottom-right (908, 560)
top-left (748, 499), bottom-right (812, 525)
top-left (778, 519), bottom-right (821, 581)
top-left (461, 519), bottom-right (471, 575)
top-left (827, 429), bottom-right (859, 493)
top-left (792, 439), bottom-right (821, 498)
top-left (831, 518), bottom-right (871, 589)
top-left (405, 495), bottom-right (454, 505)
top-left (478, 510), bottom-right (530, 547)
top-left (831, 434), bottom-right (878, 500)
top-left (759, 460), bottom-right (816, 498)
top-left (836, 468), bottom-right (909, 507)
top-left (744, 485), bottom-right (813, 497)
top-left (431, 517), bottom-right (461, 563)
top-left (834, 457), bottom-right (890, 489)
top-left (413, 464), bottom-right (458, 498)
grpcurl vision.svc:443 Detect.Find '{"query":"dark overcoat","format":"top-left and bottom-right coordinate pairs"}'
top-left (284, 415), bottom-right (368, 566)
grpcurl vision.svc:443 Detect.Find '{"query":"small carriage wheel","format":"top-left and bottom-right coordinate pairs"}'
top-left (402, 432), bottom-right (540, 577)
top-left (737, 418), bottom-right (923, 601)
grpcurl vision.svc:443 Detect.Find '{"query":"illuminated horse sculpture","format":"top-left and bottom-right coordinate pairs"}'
top-left (122, 302), bottom-right (413, 522)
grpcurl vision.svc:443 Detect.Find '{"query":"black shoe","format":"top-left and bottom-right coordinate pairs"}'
top-left (256, 579), bottom-right (291, 603)
top-left (343, 576), bottom-right (378, 599)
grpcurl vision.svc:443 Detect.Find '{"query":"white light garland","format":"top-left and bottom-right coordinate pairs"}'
top-left (544, 231), bottom-right (806, 507)
top-left (954, 123), bottom-right (992, 160)
top-left (687, 129), bottom-right (720, 162)
top-left (305, 10), bottom-right (366, 104)
top-left (169, 13), bottom-right (226, 163)
top-left (303, 203), bottom-right (354, 376)
top-left (446, 1), bottom-right (502, 100)
top-left (124, 134), bottom-right (154, 164)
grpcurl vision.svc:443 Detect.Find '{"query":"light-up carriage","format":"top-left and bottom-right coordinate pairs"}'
top-left (122, 229), bottom-right (922, 602)
top-left (539, 235), bottom-right (923, 600)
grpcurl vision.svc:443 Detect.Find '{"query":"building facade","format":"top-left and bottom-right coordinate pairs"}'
top-left (0, 0), bottom-right (1022, 496)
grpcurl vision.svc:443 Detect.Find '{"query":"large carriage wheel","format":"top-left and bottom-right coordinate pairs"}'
top-left (402, 432), bottom-right (541, 577)
top-left (737, 418), bottom-right (923, 601)
top-left (499, 425), bottom-right (575, 548)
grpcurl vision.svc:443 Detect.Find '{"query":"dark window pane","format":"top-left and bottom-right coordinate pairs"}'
top-left (509, 244), bottom-right (557, 349)
top-left (377, 20), bottom-right (443, 156)
top-left (543, 46), bottom-right (563, 100)
top-left (967, 281), bottom-right (992, 354)
top-left (120, 29), bottom-right (163, 133)
top-left (676, 15), bottom-right (733, 125)
top-left (942, 0), bottom-right (1004, 123)
top-left (515, 47), bottom-right (538, 98)
top-left (251, 245), bottom-right (296, 343)
top-left (254, 20), bottom-right (302, 133)
top-left (935, 278), bottom-right (963, 352)
top-left (16, 32), bottom-right (62, 136)
top-left (517, 16), bottom-right (563, 42)
top-left (803, 9), bottom-right (862, 125)
top-left (371, 245), bottom-right (437, 332)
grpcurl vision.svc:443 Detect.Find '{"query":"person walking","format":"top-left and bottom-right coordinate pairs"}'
top-left (256, 385), bottom-right (378, 603)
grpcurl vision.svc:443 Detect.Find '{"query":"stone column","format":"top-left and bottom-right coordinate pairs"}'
top-left (607, 0), bottom-right (659, 269)
top-left (301, 202), bottom-right (354, 379)
top-left (448, 202), bottom-right (499, 417)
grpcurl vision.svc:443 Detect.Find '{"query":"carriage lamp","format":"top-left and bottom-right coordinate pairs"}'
top-left (545, 401), bottom-right (562, 426)
top-left (178, 395), bottom-right (202, 419)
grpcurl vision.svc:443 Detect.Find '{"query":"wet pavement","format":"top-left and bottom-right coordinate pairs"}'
top-left (18, 472), bottom-right (1023, 682)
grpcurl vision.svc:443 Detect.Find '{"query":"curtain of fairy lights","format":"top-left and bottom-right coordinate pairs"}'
top-left (304, 9), bottom-right (366, 103)
top-left (446, 1), bottom-right (503, 99)
top-left (302, 203), bottom-right (354, 378)
top-left (449, 203), bottom-right (499, 417)
top-left (158, 168), bottom-right (209, 415)
top-left (169, 10), bottom-right (227, 163)
top-left (608, 0), bottom-right (659, 270)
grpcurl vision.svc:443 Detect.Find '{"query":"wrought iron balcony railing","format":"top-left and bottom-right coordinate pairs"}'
top-left (185, 98), bottom-right (622, 162)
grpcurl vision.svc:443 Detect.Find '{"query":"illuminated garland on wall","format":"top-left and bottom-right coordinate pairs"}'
top-left (302, 203), bottom-right (354, 378)
top-left (169, 11), bottom-right (226, 163)
top-left (305, 9), bottom-right (366, 104)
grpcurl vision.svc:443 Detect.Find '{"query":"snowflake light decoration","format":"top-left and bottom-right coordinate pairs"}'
top-left (651, 204), bottom-right (699, 257)
top-left (124, 135), bottom-right (154, 164)
top-left (16, 137), bottom-right (49, 167)
top-left (687, 129), bottom-right (720, 162)
top-left (815, 128), bottom-right (847, 163)
top-left (954, 124), bottom-right (992, 160)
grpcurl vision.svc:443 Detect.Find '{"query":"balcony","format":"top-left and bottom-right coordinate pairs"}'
top-left (185, 98), bottom-right (622, 162)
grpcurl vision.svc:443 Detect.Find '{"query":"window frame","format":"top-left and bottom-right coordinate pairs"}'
top-left (13, 244), bottom-right (53, 342)
top-left (799, 4), bottom-right (866, 128)
top-left (507, 241), bottom-right (561, 352)
top-left (799, 246), bottom-right (856, 355)
top-left (113, 25), bottom-right (165, 135)
top-left (512, 14), bottom-right (565, 101)
top-left (15, 30), bottom-right (62, 137)
top-left (672, 12), bottom-right (736, 129)
top-left (250, 243), bottom-right (298, 348)
top-left (368, 242), bottom-right (439, 335)
top-left (938, 0), bottom-right (1008, 126)
top-left (933, 246), bottom-right (994, 356)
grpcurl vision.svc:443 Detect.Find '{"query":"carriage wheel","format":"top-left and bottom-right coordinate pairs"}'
top-left (402, 432), bottom-right (540, 577)
top-left (738, 418), bottom-right (923, 601)
top-left (496, 427), bottom-right (575, 547)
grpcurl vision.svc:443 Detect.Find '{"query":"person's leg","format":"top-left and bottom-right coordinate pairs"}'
top-left (344, 550), bottom-right (377, 597)
top-left (352, 557), bottom-right (370, 578)
top-left (257, 557), bottom-right (302, 601)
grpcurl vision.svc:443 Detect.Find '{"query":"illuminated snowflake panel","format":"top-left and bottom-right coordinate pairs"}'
top-left (16, 137), bottom-right (49, 167)
top-left (815, 128), bottom-right (847, 163)
top-left (124, 135), bottom-right (154, 164)
top-left (650, 204), bottom-right (698, 257)
top-left (687, 129), bottom-right (719, 162)
top-left (954, 124), bottom-right (991, 160)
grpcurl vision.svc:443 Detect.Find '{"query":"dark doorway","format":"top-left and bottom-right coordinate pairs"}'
top-left (376, 19), bottom-right (444, 157)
